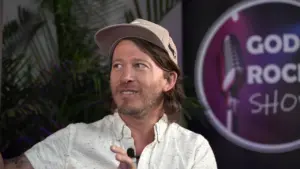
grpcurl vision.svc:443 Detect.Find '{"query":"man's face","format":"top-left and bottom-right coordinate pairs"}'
top-left (110, 40), bottom-right (169, 117)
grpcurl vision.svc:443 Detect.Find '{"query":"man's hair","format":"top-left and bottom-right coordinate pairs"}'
top-left (109, 37), bottom-right (186, 121)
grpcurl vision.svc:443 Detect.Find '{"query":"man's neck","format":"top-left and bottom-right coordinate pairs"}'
top-left (119, 107), bottom-right (163, 136)
top-left (119, 106), bottom-right (164, 154)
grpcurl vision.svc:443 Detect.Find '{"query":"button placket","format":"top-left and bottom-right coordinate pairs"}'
top-left (120, 125), bottom-right (135, 151)
top-left (137, 140), bottom-right (157, 169)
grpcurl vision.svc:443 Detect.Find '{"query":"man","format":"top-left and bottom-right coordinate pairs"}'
top-left (0, 18), bottom-right (217, 169)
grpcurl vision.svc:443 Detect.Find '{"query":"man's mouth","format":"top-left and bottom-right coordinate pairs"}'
top-left (120, 90), bottom-right (138, 95)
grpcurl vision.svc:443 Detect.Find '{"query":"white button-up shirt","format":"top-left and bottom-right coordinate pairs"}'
top-left (25, 113), bottom-right (217, 169)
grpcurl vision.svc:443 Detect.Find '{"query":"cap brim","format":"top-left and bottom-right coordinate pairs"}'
top-left (94, 24), bottom-right (164, 57)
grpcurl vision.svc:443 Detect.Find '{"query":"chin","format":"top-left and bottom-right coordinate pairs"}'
top-left (117, 105), bottom-right (143, 114)
top-left (117, 99), bottom-right (141, 108)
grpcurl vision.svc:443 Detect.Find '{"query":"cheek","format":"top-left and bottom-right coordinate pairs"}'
top-left (136, 74), bottom-right (152, 86)
top-left (110, 77), bottom-right (118, 92)
top-left (138, 77), bottom-right (164, 92)
top-left (153, 78), bottom-right (168, 92)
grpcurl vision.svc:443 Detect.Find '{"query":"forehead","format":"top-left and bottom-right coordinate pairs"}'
top-left (111, 39), bottom-right (150, 60)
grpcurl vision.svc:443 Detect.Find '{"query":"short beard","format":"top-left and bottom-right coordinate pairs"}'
top-left (117, 93), bottom-right (163, 119)
top-left (118, 107), bottom-right (147, 119)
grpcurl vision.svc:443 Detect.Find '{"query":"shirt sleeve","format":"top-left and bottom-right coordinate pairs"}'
top-left (24, 124), bottom-right (72, 169)
top-left (192, 138), bottom-right (218, 169)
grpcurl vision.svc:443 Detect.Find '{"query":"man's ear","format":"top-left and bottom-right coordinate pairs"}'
top-left (163, 71), bottom-right (178, 92)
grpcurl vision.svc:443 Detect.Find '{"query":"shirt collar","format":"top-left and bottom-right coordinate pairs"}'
top-left (112, 112), bottom-right (169, 143)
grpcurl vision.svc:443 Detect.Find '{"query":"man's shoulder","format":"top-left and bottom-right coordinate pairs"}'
top-left (167, 124), bottom-right (217, 169)
top-left (168, 123), bottom-right (210, 146)
top-left (66, 114), bottom-right (115, 133)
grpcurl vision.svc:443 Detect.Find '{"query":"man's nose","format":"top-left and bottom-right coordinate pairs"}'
top-left (120, 66), bottom-right (135, 83)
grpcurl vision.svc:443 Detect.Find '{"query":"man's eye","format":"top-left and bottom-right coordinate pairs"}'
top-left (134, 63), bottom-right (147, 69)
top-left (112, 64), bottom-right (122, 69)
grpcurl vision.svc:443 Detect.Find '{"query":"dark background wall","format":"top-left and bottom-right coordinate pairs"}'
top-left (182, 0), bottom-right (300, 168)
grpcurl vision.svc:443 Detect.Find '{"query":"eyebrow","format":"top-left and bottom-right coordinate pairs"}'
top-left (112, 58), bottom-right (150, 63)
top-left (111, 58), bottom-right (123, 63)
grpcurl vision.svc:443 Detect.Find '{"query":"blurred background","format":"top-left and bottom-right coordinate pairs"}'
top-left (1, 0), bottom-right (300, 169)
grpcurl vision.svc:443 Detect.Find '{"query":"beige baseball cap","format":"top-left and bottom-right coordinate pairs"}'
top-left (94, 18), bottom-right (178, 66)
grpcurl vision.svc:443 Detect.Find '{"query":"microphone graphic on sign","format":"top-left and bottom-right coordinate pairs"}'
top-left (221, 34), bottom-right (245, 133)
